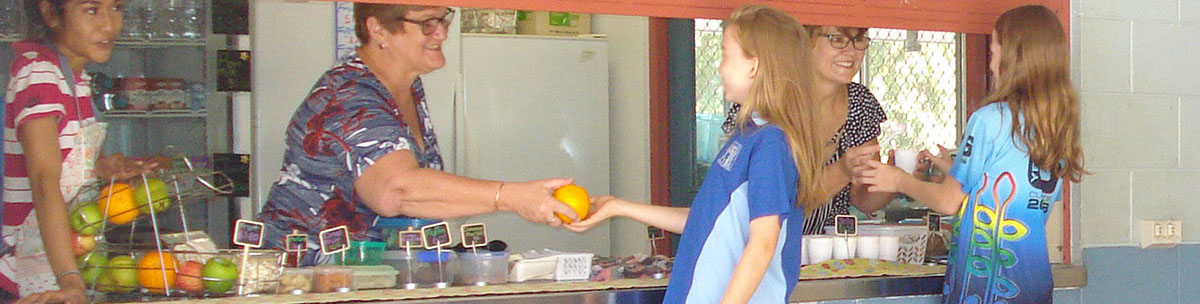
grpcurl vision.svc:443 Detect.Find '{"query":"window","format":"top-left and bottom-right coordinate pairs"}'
top-left (689, 23), bottom-right (965, 220)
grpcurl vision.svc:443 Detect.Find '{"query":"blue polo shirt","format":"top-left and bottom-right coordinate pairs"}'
top-left (665, 119), bottom-right (805, 303)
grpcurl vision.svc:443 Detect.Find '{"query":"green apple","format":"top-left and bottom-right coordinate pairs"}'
top-left (202, 257), bottom-right (238, 294)
top-left (134, 178), bottom-right (171, 214)
top-left (69, 203), bottom-right (104, 235)
top-left (77, 252), bottom-right (107, 285)
top-left (102, 255), bottom-right (138, 292)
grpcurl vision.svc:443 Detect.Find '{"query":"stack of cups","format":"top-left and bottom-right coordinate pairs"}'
top-left (800, 237), bottom-right (810, 265)
top-left (857, 236), bottom-right (880, 259)
top-left (808, 236), bottom-right (833, 265)
top-left (879, 236), bottom-right (901, 261)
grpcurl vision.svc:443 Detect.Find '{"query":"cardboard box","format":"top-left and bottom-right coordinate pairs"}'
top-left (516, 11), bottom-right (591, 36)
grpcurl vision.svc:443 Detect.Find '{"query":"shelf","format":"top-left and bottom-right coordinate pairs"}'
top-left (102, 110), bottom-right (208, 119)
top-left (1, 35), bottom-right (205, 47)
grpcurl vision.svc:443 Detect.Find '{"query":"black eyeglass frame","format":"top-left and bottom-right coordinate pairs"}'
top-left (818, 33), bottom-right (872, 51)
top-left (399, 8), bottom-right (456, 35)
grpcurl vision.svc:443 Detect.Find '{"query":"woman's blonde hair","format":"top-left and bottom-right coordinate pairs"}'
top-left (987, 5), bottom-right (1086, 182)
top-left (727, 5), bottom-right (826, 210)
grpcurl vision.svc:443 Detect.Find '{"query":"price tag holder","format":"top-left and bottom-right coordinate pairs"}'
top-left (397, 228), bottom-right (423, 250)
top-left (460, 223), bottom-right (488, 249)
top-left (647, 226), bottom-right (665, 241)
top-left (926, 213), bottom-right (942, 232)
top-left (319, 225), bottom-right (350, 255)
top-left (233, 219), bottom-right (265, 248)
top-left (285, 232), bottom-right (307, 252)
top-left (835, 215), bottom-right (858, 237)
top-left (421, 222), bottom-right (453, 250)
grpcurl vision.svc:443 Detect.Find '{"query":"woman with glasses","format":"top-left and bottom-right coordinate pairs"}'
top-left (256, 4), bottom-right (579, 265)
top-left (802, 26), bottom-right (898, 234)
top-left (725, 25), bottom-right (897, 234)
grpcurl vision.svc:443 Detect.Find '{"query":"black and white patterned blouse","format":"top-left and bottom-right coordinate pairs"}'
top-left (722, 82), bottom-right (887, 235)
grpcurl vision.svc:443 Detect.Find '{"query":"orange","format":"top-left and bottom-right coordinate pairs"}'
top-left (137, 251), bottom-right (178, 294)
top-left (552, 184), bottom-right (590, 224)
top-left (97, 183), bottom-right (139, 225)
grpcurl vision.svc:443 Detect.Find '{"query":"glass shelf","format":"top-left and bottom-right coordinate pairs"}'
top-left (102, 109), bottom-right (208, 119)
top-left (0, 36), bottom-right (205, 47)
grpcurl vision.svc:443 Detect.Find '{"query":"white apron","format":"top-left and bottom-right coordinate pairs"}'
top-left (0, 70), bottom-right (107, 295)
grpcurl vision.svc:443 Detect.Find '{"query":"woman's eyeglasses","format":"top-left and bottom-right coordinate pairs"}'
top-left (400, 8), bottom-right (456, 35)
top-left (819, 33), bottom-right (871, 50)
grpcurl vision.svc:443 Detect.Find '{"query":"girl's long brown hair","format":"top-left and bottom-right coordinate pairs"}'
top-left (987, 5), bottom-right (1086, 182)
top-left (727, 5), bottom-right (826, 210)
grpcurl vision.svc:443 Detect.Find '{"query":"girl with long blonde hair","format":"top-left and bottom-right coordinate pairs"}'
top-left (854, 5), bottom-right (1084, 303)
top-left (565, 5), bottom-right (822, 303)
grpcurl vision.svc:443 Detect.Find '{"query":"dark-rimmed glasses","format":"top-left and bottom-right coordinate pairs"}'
top-left (818, 33), bottom-right (871, 50)
top-left (400, 8), bottom-right (456, 35)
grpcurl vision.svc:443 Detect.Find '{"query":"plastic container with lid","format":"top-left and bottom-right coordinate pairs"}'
top-left (413, 251), bottom-right (455, 287)
top-left (348, 265), bottom-right (399, 290)
top-left (335, 241), bottom-right (386, 265)
top-left (312, 266), bottom-right (354, 293)
top-left (825, 224), bottom-right (929, 264)
top-left (454, 250), bottom-right (510, 285)
top-left (384, 250), bottom-right (416, 286)
top-left (377, 217), bottom-right (437, 249)
top-left (276, 267), bottom-right (313, 294)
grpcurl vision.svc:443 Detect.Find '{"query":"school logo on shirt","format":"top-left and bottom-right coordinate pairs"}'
top-left (717, 142), bottom-right (741, 171)
top-left (960, 135), bottom-right (974, 164)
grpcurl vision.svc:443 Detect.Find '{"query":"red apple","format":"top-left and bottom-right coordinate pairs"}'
top-left (176, 261), bottom-right (205, 293)
top-left (72, 233), bottom-right (96, 256)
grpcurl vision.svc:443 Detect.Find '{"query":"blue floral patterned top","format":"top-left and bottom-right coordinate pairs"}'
top-left (257, 53), bottom-right (443, 265)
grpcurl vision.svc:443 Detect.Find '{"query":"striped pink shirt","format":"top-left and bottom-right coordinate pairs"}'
top-left (3, 41), bottom-right (96, 227)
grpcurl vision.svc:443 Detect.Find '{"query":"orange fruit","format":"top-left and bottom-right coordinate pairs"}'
top-left (97, 183), bottom-right (139, 225)
top-left (552, 184), bottom-right (590, 224)
top-left (137, 251), bottom-right (178, 294)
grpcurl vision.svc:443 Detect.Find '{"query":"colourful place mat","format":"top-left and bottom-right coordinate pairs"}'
top-left (800, 258), bottom-right (946, 280)
top-left (136, 278), bottom-right (669, 304)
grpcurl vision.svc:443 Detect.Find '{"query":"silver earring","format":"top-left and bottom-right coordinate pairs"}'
top-left (380, 43), bottom-right (387, 49)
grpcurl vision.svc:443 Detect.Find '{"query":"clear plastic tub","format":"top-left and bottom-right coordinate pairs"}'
top-left (336, 241), bottom-right (386, 265)
top-left (454, 251), bottom-right (509, 285)
top-left (348, 265), bottom-right (398, 290)
top-left (413, 251), bottom-right (455, 287)
top-left (276, 267), bottom-right (313, 294)
top-left (312, 266), bottom-right (354, 293)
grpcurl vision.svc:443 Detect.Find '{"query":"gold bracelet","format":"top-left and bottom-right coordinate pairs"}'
top-left (493, 182), bottom-right (505, 210)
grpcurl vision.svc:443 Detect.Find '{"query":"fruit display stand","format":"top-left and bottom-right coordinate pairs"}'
top-left (66, 155), bottom-right (285, 301)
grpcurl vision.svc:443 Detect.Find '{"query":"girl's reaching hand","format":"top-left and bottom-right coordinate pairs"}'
top-left (564, 195), bottom-right (626, 233)
top-left (853, 160), bottom-right (910, 193)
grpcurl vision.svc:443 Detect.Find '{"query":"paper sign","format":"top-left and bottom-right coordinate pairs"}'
top-left (835, 215), bottom-right (857, 236)
top-left (398, 229), bottom-right (423, 250)
top-left (232, 219), bottom-right (264, 248)
top-left (319, 225), bottom-right (350, 255)
top-left (926, 213), bottom-right (942, 232)
top-left (647, 226), bottom-right (665, 241)
top-left (421, 222), bottom-right (452, 250)
top-left (285, 233), bottom-right (307, 252)
top-left (460, 223), bottom-right (488, 248)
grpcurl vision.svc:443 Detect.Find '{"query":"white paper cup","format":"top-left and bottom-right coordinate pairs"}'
top-left (808, 236), bottom-right (833, 265)
top-left (832, 237), bottom-right (850, 260)
top-left (879, 236), bottom-right (901, 261)
top-left (801, 236), bottom-right (810, 265)
top-left (857, 236), bottom-right (880, 259)
top-left (894, 150), bottom-right (920, 174)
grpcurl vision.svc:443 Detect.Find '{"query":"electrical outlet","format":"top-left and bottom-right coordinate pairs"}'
top-left (1140, 220), bottom-right (1182, 249)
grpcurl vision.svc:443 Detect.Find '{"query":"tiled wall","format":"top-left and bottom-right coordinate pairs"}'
top-left (1075, 0), bottom-right (1199, 303)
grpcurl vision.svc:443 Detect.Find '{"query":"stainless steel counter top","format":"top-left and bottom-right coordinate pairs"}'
top-left (788, 263), bottom-right (1087, 302)
top-left (372, 264), bottom-right (1086, 303)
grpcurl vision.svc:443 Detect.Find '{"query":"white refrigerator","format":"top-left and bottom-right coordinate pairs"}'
top-left (456, 34), bottom-right (611, 255)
